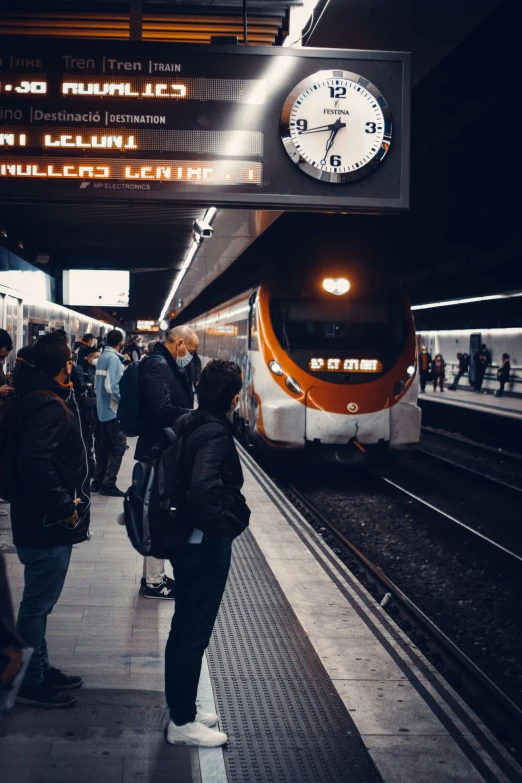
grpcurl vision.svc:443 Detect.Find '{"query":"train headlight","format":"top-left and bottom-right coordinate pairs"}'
top-left (269, 360), bottom-right (284, 376)
top-left (393, 380), bottom-right (405, 397)
top-left (285, 376), bottom-right (301, 394)
top-left (407, 365), bottom-right (415, 377)
top-left (323, 277), bottom-right (350, 296)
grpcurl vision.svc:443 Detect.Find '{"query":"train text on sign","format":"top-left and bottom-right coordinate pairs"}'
top-left (309, 358), bottom-right (383, 372)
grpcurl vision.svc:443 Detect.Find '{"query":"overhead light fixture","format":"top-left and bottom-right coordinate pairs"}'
top-left (411, 290), bottom-right (522, 311)
top-left (159, 207), bottom-right (217, 321)
top-left (159, 319), bottom-right (169, 331)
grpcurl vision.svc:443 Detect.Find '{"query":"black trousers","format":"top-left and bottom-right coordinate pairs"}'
top-left (166, 537), bottom-right (232, 725)
top-left (474, 367), bottom-right (486, 392)
top-left (92, 418), bottom-right (127, 488)
top-left (419, 370), bottom-right (429, 391)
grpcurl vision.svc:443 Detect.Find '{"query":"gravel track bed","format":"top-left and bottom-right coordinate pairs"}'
top-left (285, 465), bottom-right (522, 723)
top-left (381, 451), bottom-right (522, 557)
top-left (421, 428), bottom-right (522, 489)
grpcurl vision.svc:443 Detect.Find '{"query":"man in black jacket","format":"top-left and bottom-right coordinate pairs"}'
top-left (165, 360), bottom-right (250, 748)
top-left (136, 326), bottom-right (198, 599)
top-left (10, 333), bottom-right (90, 709)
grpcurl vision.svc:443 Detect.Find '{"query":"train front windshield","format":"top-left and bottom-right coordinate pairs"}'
top-left (272, 299), bottom-right (408, 352)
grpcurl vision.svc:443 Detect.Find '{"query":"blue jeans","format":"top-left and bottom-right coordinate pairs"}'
top-left (16, 545), bottom-right (72, 686)
top-left (166, 537), bottom-right (232, 725)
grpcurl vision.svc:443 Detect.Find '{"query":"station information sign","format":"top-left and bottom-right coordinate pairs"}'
top-left (0, 38), bottom-right (410, 211)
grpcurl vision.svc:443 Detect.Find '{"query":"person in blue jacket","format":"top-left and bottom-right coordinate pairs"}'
top-left (92, 330), bottom-right (127, 497)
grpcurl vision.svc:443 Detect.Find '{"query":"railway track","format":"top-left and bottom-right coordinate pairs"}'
top-left (422, 426), bottom-right (522, 463)
top-left (375, 473), bottom-right (522, 565)
top-left (285, 483), bottom-right (522, 755)
top-left (419, 427), bottom-right (522, 493)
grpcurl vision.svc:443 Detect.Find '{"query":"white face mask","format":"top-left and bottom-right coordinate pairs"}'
top-left (91, 358), bottom-right (98, 366)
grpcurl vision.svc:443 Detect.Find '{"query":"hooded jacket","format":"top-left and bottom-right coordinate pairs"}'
top-left (9, 365), bottom-right (90, 548)
top-left (135, 342), bottom-right (193, 461)
top-left (175, 409), bottom-right (250, 541)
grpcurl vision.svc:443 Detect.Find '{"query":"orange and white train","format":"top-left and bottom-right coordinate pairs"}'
top-left (189, 266), bottom-right (421, 461)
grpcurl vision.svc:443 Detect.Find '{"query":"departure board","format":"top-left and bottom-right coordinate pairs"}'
top-left (0, 38), bottom-right (410, 211)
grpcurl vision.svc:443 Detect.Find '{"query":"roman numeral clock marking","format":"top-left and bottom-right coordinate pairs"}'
top-left (280, 69), bottom-right (392, 184)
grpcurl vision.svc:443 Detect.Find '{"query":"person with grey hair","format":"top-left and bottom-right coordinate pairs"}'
top-left (135, 326), bottom-right (199, 599)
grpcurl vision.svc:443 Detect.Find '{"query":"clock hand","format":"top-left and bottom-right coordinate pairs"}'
top-left (320, 118), bottom-right (344, 164)
top-left (298, 122), bottom-right (346, 135)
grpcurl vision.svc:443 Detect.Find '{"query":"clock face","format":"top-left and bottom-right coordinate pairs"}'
top-left (280, 70), bottom-right (392, 184)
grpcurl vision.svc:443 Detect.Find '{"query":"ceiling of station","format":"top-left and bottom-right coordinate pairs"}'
top-left (1, 0), bottom-right (518, 323)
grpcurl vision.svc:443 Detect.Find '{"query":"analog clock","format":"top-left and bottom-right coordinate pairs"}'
top-left (280, 69), bottom-right (392, 183)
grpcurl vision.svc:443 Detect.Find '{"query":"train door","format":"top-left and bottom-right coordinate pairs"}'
top-left (244, 292), bottom-right (259, 436)
top-left (469, 333), bottom-right (481, 386)
top-left (28, 321), bottom-right (48, 345)
top-left (3, 293), bottom-right (22, 372)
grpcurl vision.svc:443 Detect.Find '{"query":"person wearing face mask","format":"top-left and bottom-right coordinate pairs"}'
top-left (8, 333), bottom-right (90, 708)
top-left (83, 346), bottom-right (101, 387)
top-left (165, 360), bottom-right (250, 747)
top-left (135, 326), bottom-right (198, 600)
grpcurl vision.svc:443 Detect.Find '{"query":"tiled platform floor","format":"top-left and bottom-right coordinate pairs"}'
top-left (0, 441), bottom-right (198, 783)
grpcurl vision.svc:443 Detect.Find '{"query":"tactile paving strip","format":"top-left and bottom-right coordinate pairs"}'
top-left (208, 529), bottom-right (384, 783)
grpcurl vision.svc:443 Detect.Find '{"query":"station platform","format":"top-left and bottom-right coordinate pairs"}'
top-left (1, 442), bottom-right (520, 782)
top-left (420, 387), bottom-right (522, 419)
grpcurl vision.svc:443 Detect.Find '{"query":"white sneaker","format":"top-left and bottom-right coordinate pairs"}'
top-left (167, 720), bottom-right (227, 747)
top-left (197, 710), bottom-right (218, 728)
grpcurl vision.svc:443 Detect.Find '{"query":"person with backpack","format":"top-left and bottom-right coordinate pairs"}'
top-left (134, 325), bottom-right (198, 600)
top-left (4, 333), bottom-right (90, 708)
top-left (92, 329), bottom-right (127, 497)
top-left (165, 360), bottom-right (250, 747)
top-left (496, 353), bottom-right (511, 397)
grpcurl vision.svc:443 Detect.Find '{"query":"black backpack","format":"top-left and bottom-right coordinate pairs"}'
top-left (117, 360), bottom-right (143, 437)
top-left (123, 421), bottom-right (200, 557)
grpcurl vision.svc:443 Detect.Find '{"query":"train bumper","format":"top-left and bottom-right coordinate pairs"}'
top-left (305, 405), bottom-right (390, 445)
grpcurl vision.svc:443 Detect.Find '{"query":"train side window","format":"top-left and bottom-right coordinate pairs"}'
top-left (248, 293), bottom-right (258, 351)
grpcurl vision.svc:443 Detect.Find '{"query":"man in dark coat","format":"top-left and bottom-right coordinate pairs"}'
top-left (10, 333), bottom-right (90, 708)
top-left (165, 360), bottom-right (250, 748)
top-left (473, 343), bottom-right (490, 392)
top-left (136, 325), bottom-right (198, 599)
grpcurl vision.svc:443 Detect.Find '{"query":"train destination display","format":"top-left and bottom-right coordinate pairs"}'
top-left (0, 38), bottom-right (410, 210)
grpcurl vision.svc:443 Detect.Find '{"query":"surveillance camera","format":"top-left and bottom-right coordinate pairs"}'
top-left (193, 219), bottom-right (213, 239)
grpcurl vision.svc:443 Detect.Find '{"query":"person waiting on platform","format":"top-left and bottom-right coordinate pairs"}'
top-left (431, 354), bottom-right (446, 392)
top-left (136, 326), bottom-right (199, 600)
top-left (448, 352), bottom-right (469, 390)
top-left (418, 345), bottom-right (431, 393)
top-left (8, 333), bottom-right (90, 708)
top-left (165, 360), bottom-right (250, 747)
top-left (92, 329), bottom-right (127, 497)
top-left (473, 343), bottom-right (490, 392)
top-left (496, 353), bottom-right (510, 397)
